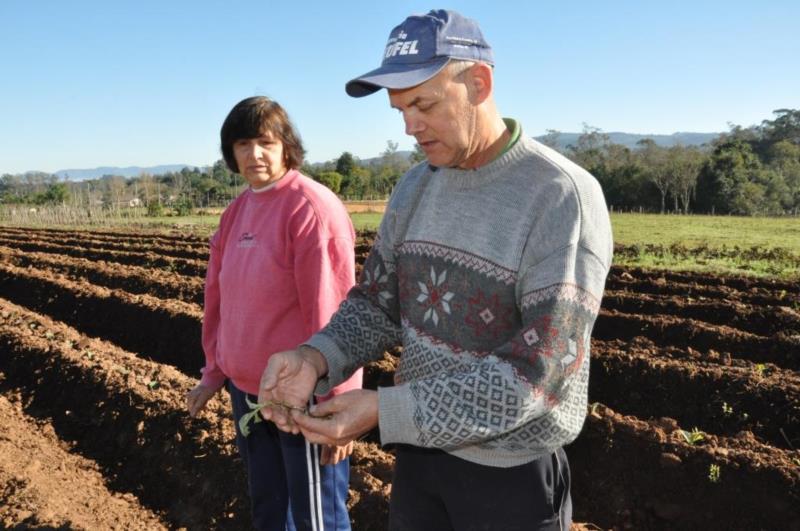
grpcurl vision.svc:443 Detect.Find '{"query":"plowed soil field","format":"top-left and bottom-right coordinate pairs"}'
top-left (0, 226), bottom-right (798, 530)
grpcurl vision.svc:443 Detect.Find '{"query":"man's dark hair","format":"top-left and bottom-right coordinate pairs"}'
top-left (220, 96), bottom-right (305, 173)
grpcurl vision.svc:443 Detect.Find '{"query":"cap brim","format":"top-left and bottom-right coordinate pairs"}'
top-left (345, 57), bottom-right (450, 97)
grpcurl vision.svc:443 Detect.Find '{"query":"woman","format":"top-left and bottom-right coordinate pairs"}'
top-left (186, 96), bottom-right (361, 531)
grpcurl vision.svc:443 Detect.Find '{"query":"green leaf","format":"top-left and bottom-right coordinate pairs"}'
top-left (238, 397), bottom-right (268, 437)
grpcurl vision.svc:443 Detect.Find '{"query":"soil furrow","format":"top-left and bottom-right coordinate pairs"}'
top-left (0, 244), bottom-right (204, 305)
top-left (590, 339), bottom-right (800, 450)
top-left (0, 297), bottom-right (396, 531)
top-left (608, 264), bottom-right (800, 294)
top-left (594, 309), bottom-right (800, 371)
top-left (0, 235), bottom-right (207, 276)
top-left (0, 230), bottom-right (208, 260)
top-left (0, 262), bottom-right (204, 374)
top-left (602, 290), bottom-right (800, 337)
top-left (0, 393), bottom-right (169, 530)
top-left (568, 403), bottom-right (800, 530)
top-left (0, 226), bottom-right (210, 248)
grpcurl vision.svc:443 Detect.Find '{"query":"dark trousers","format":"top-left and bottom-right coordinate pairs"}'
top-left (389, 445), bottom-right (572, 531)
top-left (229, 382), bottom-right (351, 531)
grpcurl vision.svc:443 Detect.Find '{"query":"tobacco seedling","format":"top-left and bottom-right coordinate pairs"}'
top-left (680, 427), bottom-right (705, 445)
top-left (754, 364), bottom-right (767, 379)
top-left (238, 396), bottom-right (331, 437)
top-left (721, 402), bottom-right (733, 416)
top-left (708, 464), bottom-right (721, 483)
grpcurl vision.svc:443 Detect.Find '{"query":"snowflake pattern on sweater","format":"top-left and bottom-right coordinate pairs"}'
top-left (308, 133), bottom-right (612, 467)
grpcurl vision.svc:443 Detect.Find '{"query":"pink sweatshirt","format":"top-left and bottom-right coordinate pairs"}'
top-left (200, 169), bottom-right (362, 397)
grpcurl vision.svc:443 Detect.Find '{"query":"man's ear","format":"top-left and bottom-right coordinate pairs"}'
top-left (465, 62), bottom-right (493, 104)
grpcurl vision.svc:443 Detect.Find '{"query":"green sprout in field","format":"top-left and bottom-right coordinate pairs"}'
top-left (708, 464), bottom-right (721, 483)
top-left (238, 396), bottom-right (330, 437)
top-left (754, 363), bottom-right (767, 379)
top-left (680, 427), bottom-right (706, 445)
top-left (721, 402), bottom-right (733, 416)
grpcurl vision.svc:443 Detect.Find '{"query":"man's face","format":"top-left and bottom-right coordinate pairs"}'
top-left (232, 131), bottom-right (287, 189)
top-left (388, 66), bottom-right (477, 169)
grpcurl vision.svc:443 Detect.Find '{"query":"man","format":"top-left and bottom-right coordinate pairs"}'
top-left (259, 9), bottom-right (613, 531)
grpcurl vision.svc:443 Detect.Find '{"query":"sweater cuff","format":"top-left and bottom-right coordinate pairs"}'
top-left (303, 332), bottom-right (351, 396)
top-left (378, 385), bottom-right (420, 446)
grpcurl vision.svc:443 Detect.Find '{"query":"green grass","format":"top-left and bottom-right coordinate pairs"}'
top-left (611, 213), bottom-right (800, 249)
top-left (4, 207), bottom-right (798, 279)
top-left (350, 212), bottom-right (383, 232)
top-left (610, 213), bottom-right (800, 279)
top-left (93, 211), bottom-right (383, 233)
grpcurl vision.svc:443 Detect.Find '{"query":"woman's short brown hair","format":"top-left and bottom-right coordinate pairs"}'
top-left (220, 96), bottom-right (305, 173)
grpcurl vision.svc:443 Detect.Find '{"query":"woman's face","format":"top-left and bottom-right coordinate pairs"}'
top-left (233, 131), bottom-right (288, 189)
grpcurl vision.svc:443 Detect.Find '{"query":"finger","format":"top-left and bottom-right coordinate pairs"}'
top-left (292, 410), bottom-right (333, 434)
top-left (331, 447), bottom-right (345, 465)
top-left (320, 445), bottom-right (332, 466)
top-left (307, 399), bottom-right (338, 417)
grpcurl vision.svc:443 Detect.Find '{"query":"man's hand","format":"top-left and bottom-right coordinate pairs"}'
top-left (186, 383), bottom-right (217, 417)
top-left (320, 441), bottom-right (354, 466)
top-left (258, 346), bottom-right (328, 434)
top-left (292, 389), bottom-right (379, 446)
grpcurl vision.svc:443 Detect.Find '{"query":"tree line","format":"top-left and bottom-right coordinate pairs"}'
top-left (551, 109), bottom-right (800, 215)
top-left (2, 109), bottom-right (798, 216)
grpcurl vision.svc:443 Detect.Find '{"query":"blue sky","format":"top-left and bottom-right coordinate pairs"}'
top-left (1, 1), bottom-right (798, 175)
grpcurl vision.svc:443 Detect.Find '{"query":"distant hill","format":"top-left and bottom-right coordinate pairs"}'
top-left (38, 132), bottom-right (720, 180)
top-left (535, 131), bottom-right (720, 151)
top-left (53, 164), bottom-right (199, 181)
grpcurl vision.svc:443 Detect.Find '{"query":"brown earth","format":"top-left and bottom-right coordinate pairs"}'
top-left (0, 227), bottom-right (798, 530)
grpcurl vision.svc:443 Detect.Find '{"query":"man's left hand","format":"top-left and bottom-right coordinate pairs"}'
top-left (292, 389), bottom-right (379, 446)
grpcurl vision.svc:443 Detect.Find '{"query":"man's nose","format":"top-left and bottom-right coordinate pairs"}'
top-left (403, 113), bottom-right (424, 136)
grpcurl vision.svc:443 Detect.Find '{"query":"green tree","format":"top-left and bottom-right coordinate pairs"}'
top-left (667, 145), bottom-right (706, 214)
top-left (760, 109), bottom-right (800, 147)
top-left (636, 139), bottom-right (671, 213)
top-left (341, 167), bottom-right (371, 199)
top-left (317, 171), bottom-right (344, 194)
top-left (35, 182), bottom-right (69, 205)
top-left (410, 143), bottom-right (427, 164)
top-left (540, 129), bottom-right (562, 151)
top-left (335, 152), bottom-right (356, 177)
top-left (696, 140), bottom-right (762, 214)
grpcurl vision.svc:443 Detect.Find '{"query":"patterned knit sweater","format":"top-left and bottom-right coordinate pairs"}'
top-left (307, 132), bottom-right (613, 467)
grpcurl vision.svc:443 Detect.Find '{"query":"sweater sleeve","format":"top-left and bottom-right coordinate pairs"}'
top-left (199, 230), bottom-right (227, 391)
top-left (305, 231), bottom-right (403, 395)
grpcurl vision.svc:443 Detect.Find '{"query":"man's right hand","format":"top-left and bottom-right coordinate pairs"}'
top-left (258, 346), bottom-right (328, 434)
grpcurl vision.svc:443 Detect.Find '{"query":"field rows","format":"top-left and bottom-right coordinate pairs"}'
top-left (0, 226), bottom-right (798, 530)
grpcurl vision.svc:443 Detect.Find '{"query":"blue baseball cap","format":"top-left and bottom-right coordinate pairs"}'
top-left (345, 9), bottom-right (494, 98)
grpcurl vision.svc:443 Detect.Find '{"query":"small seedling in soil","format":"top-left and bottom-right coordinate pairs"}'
top-left (708, 464), bottom-right (721, 483)
top-left (754, 364), bottom-right (767, 379)
top-left (721, 402), bottom-right (733, 416)
top-left (680, 427), bottom-right (705, 445)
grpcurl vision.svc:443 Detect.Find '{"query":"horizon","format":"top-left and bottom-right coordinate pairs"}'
top-left (1, 1), bottom-right (798, 175)
top-left (25, 130), bottom-right (722, 177)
